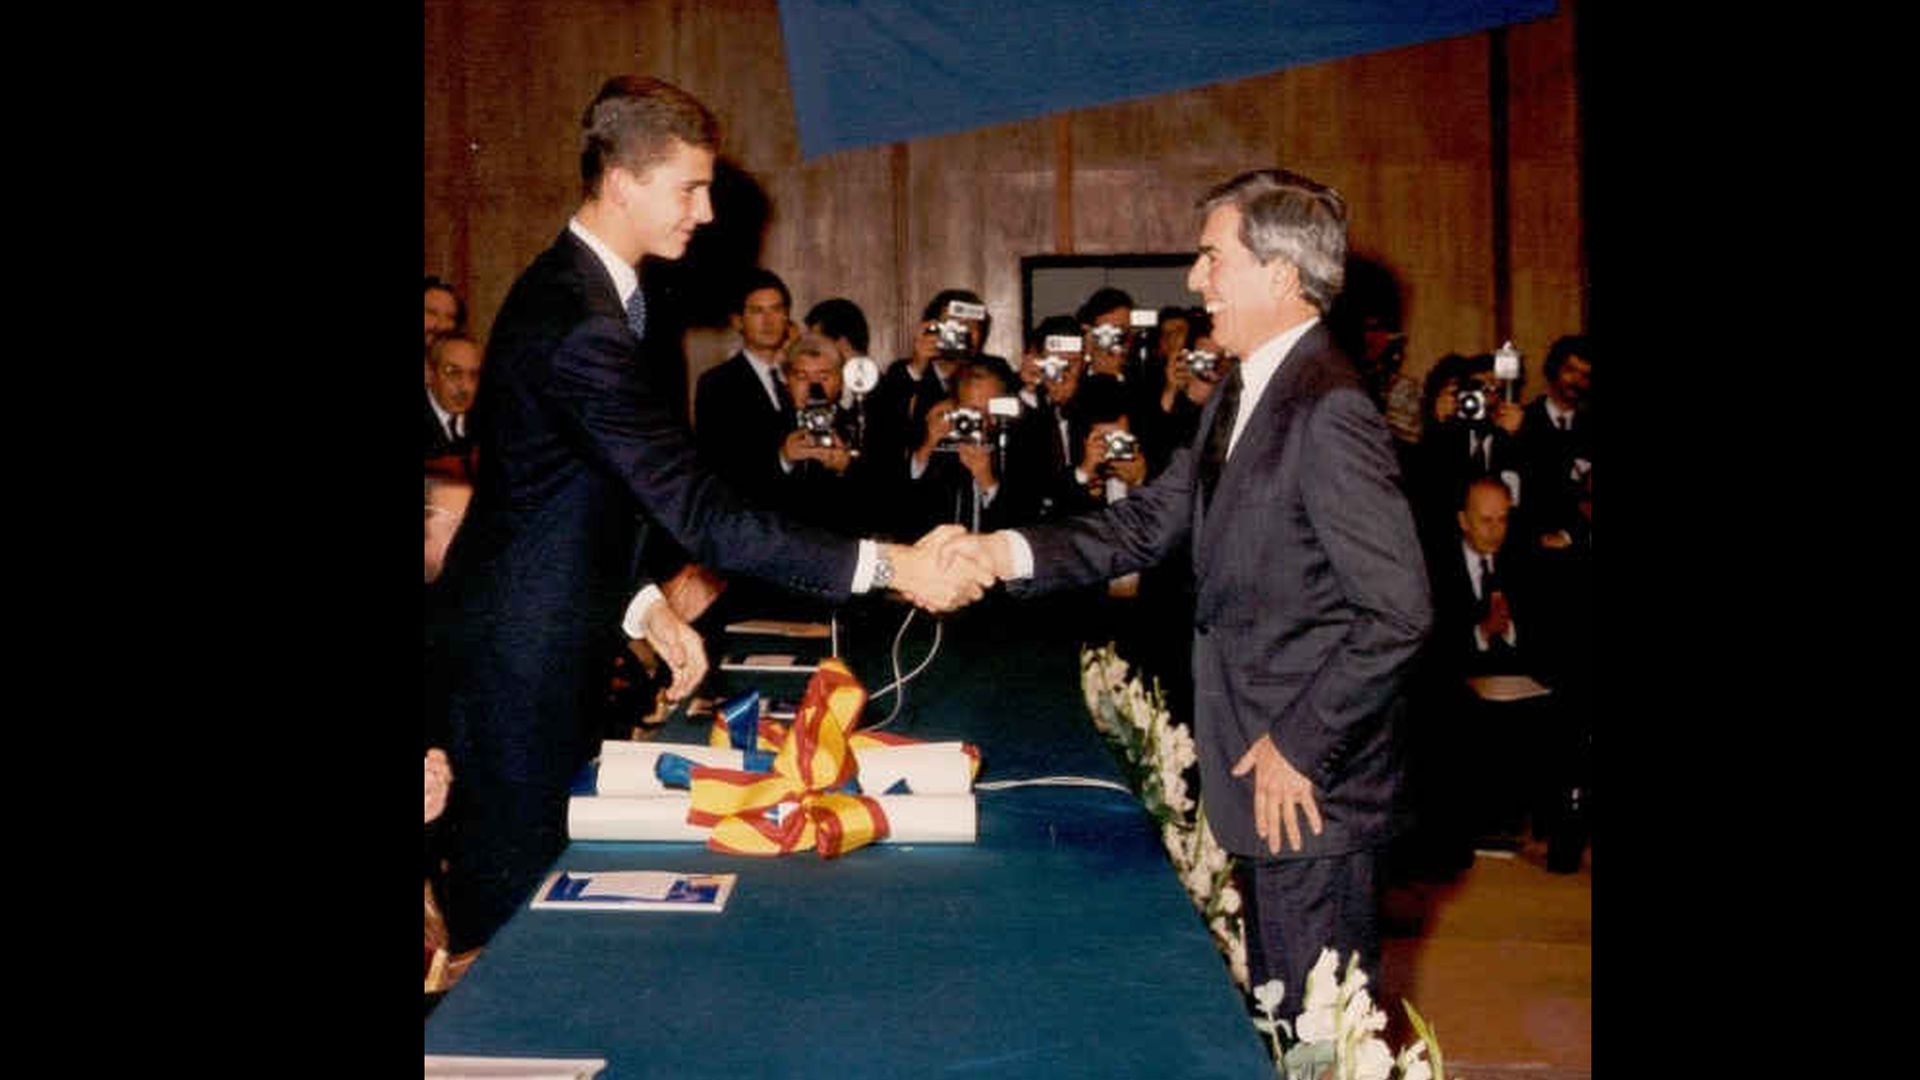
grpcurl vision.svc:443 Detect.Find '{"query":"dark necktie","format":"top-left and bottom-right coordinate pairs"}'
top-left (1479, 555), bottom-right (1496, 600)
top-left (625, 286), bottom-right (648, 341)
top-left (447, 414), bottom-right (461, 443)
top-left (1198, 367), bottom-right (1244, 511)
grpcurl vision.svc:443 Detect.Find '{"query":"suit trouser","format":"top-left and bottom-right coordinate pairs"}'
top-left (1239, 847), bottom-right (1382, 1018)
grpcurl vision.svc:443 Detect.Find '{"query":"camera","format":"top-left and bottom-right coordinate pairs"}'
top-left (1087, 323), bottom-right (1126, 356)
top-left (1100, 429), bottom-right (1139, 463)
top-left (1453, 384), bottom-right (1492, 425)
top-left (932, 300), bottom-right (987, 359)
top-left (938, 406), bottom-right (991, 449)
top-left (1182, 348), bottom-right (1223, 382)
top-left (1038, 334), bottom-right (1083, 384)
top-left (797, 400), bottom-right (839, 447)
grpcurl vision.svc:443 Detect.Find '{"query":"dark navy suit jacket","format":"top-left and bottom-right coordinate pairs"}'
top-left (429, 229), bottom-right (859, 948)
top-left (1009, 323), bottom-right (1431, 858)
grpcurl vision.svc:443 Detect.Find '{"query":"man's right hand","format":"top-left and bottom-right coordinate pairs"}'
top-left (881, 525), bottom-right (995, 612)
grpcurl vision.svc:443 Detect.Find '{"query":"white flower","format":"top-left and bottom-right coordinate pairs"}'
top-left (1226, 927), bottom-right (1249, 989)
top-left (1183, 863), bottom-right (1215, 900)
top-left (1302, 948), bottom-right (1342, 1014)
top-left (1295, 1000), bottom-right (1338, 1044)
top-left (1338, 951), bottom-right (1371, 1001)
top-left (1339, 986), bottom-right (1387, 1040)
top-left (1217, 882), bottom-right (1242, 915)
top-left (1395, 1042), bottom-right (1431, 1080)
top-left (1168, 723), bottom-right (1198, 769)
top-left (1252, 979), bottom-right (1287, 1017)
top-left (1348, 1035), bottom-right (1394, 1080)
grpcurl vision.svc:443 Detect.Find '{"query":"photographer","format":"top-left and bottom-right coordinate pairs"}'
top-left (1077, 287), bottom-right (1136, 382)
top-left (903, 363), bottom-right (1023, 534)
top-left (1409, 351), bottom-right (1523, 550)
top-left (1136, 317), bottom-right (1236, 477)
top-left (774, 333), bottom-right (877, 536)
top-left (1008, 315), bottom-right (1116, 522)
top-left (866, 289), bottom-right (1014, 493)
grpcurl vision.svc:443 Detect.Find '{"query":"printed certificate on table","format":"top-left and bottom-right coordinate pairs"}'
top-left (529, 870), bottom-right (736, 913)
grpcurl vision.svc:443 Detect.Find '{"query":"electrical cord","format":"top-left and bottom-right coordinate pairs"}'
top-left (862, 606), bottom-right (944, 731)
top-left (975, 776), bottom-right (1134, 794)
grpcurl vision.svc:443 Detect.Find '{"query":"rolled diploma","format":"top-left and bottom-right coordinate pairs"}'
top-left (595, 745), bottom-right (745, 795)
top-left (566, 793), bottom-right (976, 844)
top-left (595, 740), bottom-right (975, 797)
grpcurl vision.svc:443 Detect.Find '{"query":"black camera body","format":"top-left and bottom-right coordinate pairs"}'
top-left (797, 401), bottom-right (839, 447)
top-left (1087, 323), bottom-right (1126, 356)
top-left (937, 406), bottom-right (991, 450)
top-left (1454, 385), bottom-right (1492, 425)
top-left (1183, 348), bottom-right (1223, 382)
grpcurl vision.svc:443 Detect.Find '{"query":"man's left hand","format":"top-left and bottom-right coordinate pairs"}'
top-left (1231, 734), bottom-right (1323, 855)
top-left (642, 599), bottom-right (710, 702)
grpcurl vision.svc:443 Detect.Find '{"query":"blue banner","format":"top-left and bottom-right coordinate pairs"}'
top-left (779, 0), bottom-right (1557, 158)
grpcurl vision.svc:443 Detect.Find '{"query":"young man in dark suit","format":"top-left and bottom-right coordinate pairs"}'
top-left (694, 268), bottom-right (797, 508)
top-left (427, 75), bottom-right (991, 953)
top-left (951, 170), bottom-right (1431, 1016)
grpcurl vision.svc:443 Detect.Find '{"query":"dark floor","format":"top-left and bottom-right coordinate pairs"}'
top-left (1378, 838), bottom-right (1591, 1079)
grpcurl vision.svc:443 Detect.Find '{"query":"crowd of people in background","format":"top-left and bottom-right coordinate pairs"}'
top-left (422, 264), bottom-right (1595, 980)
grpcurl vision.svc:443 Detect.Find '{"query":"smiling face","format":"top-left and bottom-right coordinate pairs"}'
top-left (1187, 205), bottom-right (1294, 358)
top-left (427, 339), bottom-right (483, 414)
top-left (611, 137), bottom-right (715, 261)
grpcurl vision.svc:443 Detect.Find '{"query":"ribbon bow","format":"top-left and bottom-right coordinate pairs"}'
top-left (686, 659), bottom-right (891, 857)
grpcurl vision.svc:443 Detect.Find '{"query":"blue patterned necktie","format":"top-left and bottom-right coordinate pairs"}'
top-left (625, 286), bottom-right (648, 341)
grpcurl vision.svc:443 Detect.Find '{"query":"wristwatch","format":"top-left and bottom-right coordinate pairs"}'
top-left (872, 548), bottom-right (895, 590)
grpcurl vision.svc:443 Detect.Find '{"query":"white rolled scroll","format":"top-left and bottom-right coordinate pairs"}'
top-left (565, 793), bottom-right (977, 844)
top-left (594, 740), bottom-right (976, 797)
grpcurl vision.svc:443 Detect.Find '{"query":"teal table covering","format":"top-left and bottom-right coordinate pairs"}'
top-left (424, 600), bottom-right (1271, 1077)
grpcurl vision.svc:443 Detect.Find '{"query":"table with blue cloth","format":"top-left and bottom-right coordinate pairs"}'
top-left (424, 598), bottom-right (1272, 1077)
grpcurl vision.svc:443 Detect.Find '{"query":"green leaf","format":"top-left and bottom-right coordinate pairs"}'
top-left (1403, 1000), bottom-right (1444, 1080)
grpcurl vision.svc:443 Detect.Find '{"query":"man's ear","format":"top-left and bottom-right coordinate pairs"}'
top-left (1268, 259), bottom-right (1300, 301)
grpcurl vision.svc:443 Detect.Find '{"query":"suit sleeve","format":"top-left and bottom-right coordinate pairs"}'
top-left (1008, 434), bottom-right (1200, 593)
top-left (1279, 387), bottom-right (1432, 788)
top-left (543, 314), bottom-right (859, 601)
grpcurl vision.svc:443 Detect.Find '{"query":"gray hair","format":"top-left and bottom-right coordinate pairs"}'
top-left (784, 331), bottom-right (838, 367)
top-left (1198, 169), bottom-right (1348, 312)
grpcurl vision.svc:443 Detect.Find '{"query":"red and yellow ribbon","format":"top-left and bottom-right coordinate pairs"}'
top-left (688, 659), bottom-right (890, 857)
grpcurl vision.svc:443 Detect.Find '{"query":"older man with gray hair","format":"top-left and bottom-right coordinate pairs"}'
top-left (946, 168), bottom-right (1431, 1014)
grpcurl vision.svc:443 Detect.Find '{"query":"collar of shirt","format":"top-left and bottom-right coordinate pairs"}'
top-left (1460, 537), bottom-right (1494, 594)
top-left (1226, 315), bottom-right (1319, 455)
top-left (568, 217), bottom-right (639, 307)
top-left (1544, 396), bottom-right (1575, 430)
top-left (426, 386), bottom-right (457, 433)
top-left (742, 348), bottom-right (785, 410)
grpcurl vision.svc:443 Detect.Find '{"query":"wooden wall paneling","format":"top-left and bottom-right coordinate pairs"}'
top-left (905, 119), bottom-right (1053, 363)
top-left (1504, 1), bottom-right (1584, 394)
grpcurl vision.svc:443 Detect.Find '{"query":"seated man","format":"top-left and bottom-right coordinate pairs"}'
top-left (1409, 475), bottom-right (1556, 866)
top-left (694, 268), bottom-right (798, 508)
top-left (424, 334), bottom-right (484, 475)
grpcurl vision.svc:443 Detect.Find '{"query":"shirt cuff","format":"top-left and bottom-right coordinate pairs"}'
top-left (1472, 625), bottom-right (1490, 652)
top-left (977, 481), bottom-right (999, 508)
top-left (909, 454), bottom-right (929, 480)
top-left (620, 584), bottom-right (667, 639)
top-left (778, 451), bottom-right (796, 475)
top-left (851, 539), bottom-right (880, 593)
top-left (1004, 531), bottom-right (1036, 580)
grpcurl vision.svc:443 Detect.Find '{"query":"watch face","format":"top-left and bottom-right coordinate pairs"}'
top-left (843, 355), bottom-right (880, 395)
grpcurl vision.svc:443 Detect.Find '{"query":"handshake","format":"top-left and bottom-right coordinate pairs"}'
top-left (878, 525), bottom-right (1018, 613)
